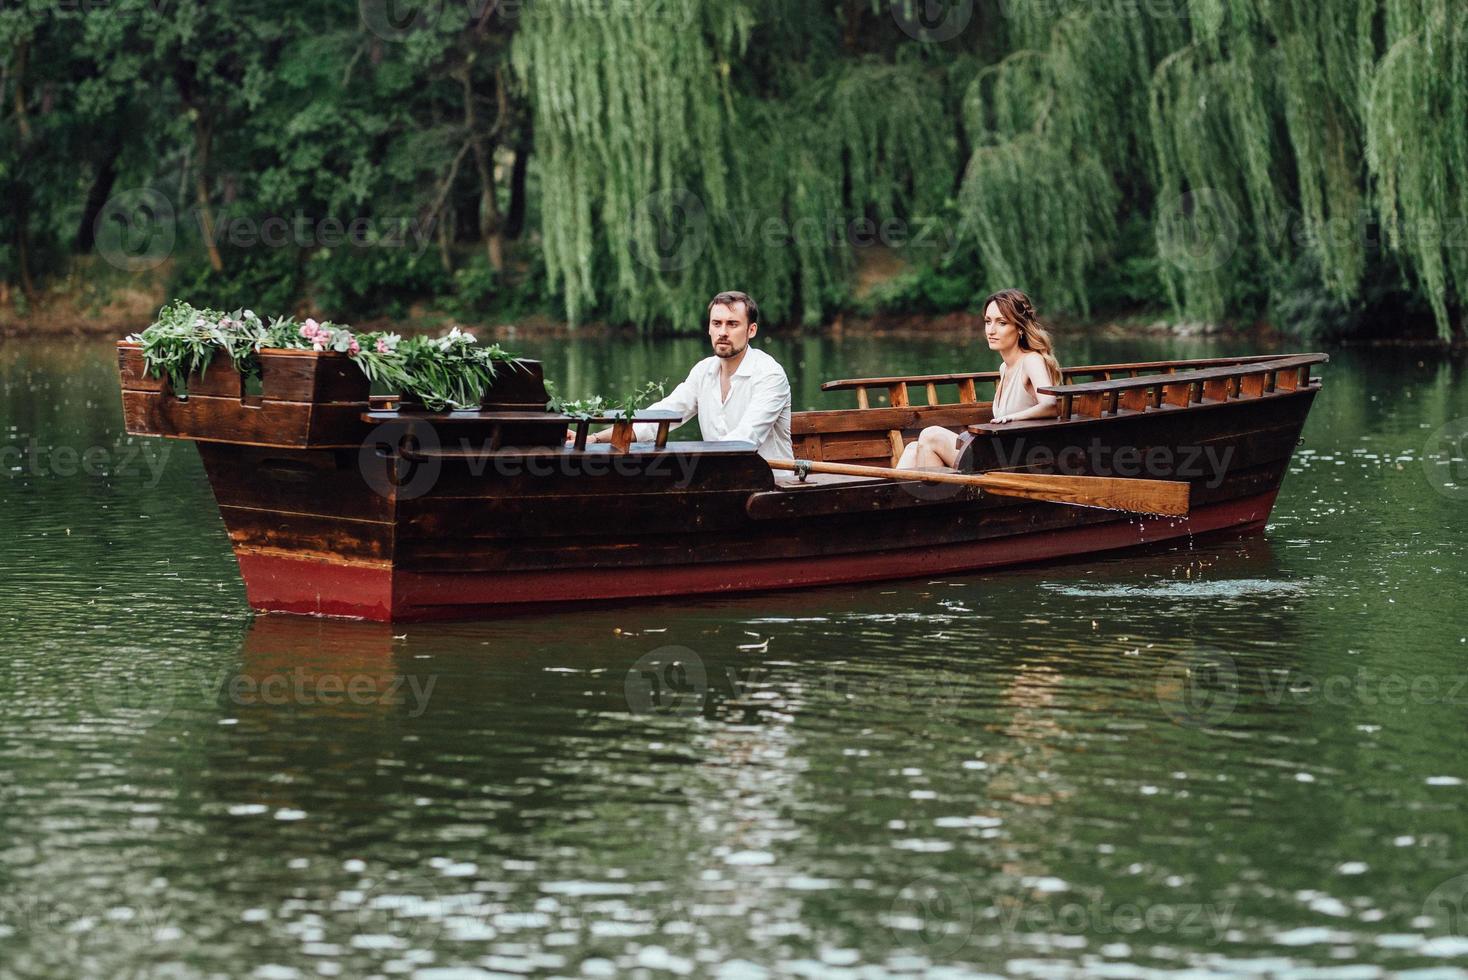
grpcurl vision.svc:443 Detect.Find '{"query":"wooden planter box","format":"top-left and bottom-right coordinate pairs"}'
top-left (119, 343), bottom-right (552, 449)
top-left (118, 341), bottom-right (372, 448)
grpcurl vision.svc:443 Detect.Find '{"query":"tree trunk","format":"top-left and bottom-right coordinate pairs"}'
top-left (10, 38), bottom-right (37, 300)
top-left (13, 189), bottom-right (37, 301)
top-left (75, 139), bottom-right (121, 253)
top-left (193, 116), bottom-right (224, 272)
top-left (438, 207), bottom-right (454, 273)
top-left (462, 68), bottom-right (505, 272)
top-left (470, 135), bottom-right (504, 272)
top-left (505, 122), bottom-right (531, 240)
top-left (11, 39), bottom-right (32, 143)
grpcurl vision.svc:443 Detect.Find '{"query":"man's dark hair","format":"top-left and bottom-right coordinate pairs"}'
top-left (708, 290), bottom-right (759, 327)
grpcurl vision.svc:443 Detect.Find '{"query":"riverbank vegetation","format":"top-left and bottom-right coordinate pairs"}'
top-left (1, 0), bottom-right (1462, 342)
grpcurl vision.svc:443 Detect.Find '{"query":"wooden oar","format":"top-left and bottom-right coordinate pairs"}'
top-left (767, 458), bottom-right (1189, 517)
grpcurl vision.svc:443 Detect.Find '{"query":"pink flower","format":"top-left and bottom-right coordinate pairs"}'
top-left (375, 338), bottom-right (390, 354)
top-left (311, 337), bottom-right (327, 351)
top-left (348, 339), bottom-right (361, 355)
top-left (298, 324), bottom-right (314, 339)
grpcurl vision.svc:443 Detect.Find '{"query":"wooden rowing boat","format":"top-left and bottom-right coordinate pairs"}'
top-left (116, 343), bottom-right (1326, 621)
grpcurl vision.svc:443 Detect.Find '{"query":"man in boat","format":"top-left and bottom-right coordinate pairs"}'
top-left (574, 290), bottom-right (793, 459)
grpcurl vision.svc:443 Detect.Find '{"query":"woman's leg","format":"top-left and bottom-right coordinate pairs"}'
top-left (896, 440), bottom-right (923, 469)
top-left (916, 426), bottom-right (962, 468)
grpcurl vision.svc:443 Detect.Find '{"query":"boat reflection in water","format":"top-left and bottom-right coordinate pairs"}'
top-left (215, 528), bottom-right (1286, 738)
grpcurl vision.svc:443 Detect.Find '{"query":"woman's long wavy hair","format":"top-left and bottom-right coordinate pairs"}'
top-left (984, 288), bottom-right (1062, 384)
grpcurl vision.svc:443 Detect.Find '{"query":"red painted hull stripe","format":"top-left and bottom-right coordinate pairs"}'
top-left (235, 490), bottom-right (1278, 621)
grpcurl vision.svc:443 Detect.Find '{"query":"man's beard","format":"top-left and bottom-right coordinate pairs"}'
top-left (714, 341), bottom-right (746, 359)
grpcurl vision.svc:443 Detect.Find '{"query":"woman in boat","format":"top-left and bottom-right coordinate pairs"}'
top-left (896, 288), bottom-right (1063, 470)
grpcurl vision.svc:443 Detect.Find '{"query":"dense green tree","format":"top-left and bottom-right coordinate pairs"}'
top-left (1, 0), bottom-right (1464, 339)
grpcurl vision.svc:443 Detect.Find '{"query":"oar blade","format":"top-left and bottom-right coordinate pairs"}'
top-left (976, 472), bottom-right (1190, 517)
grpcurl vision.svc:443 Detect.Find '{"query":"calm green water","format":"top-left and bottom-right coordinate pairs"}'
top-left (3, 330), bottom-right (1468, 979)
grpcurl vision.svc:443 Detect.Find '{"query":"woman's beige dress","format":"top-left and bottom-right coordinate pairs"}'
top-left (992, 358), bottom-right (1041, 418)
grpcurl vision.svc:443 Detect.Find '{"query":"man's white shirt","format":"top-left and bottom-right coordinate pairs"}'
top-left (631, 346), bottom-right (792, 460)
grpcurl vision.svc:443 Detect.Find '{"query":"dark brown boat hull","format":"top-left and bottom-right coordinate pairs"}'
top-left (233, 489), bottom-right (1278, 621)
top-left (194, 385), bottom-right (1317, 621)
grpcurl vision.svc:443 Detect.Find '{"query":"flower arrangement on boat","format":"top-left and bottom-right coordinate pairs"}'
top-left (127, 301), bottom-right (521, 411)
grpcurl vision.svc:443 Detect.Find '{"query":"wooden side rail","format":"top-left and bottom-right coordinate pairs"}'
top-left (1037, 353), bottom-right (1327, 421)
top-left (363, 408), bottom-right (683, 452)
top-left (792, 403), bottom-right (992, 469)
top-left (820, 354), bottom-right (1294, 411)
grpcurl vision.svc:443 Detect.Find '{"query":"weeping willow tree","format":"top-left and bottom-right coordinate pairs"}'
top-left (1364, 0), bottom-right (1468, 336)
top-left (510, 0), bottom-right (755, 326)
top-left (1146, 0), bottom-right (1464, 336)
top-left (953, 2), bottom-right (1189, 314)
top-left (513, 0), bottom-right (955, 327)
top-left (507, 0), bottom-right (1464, 336)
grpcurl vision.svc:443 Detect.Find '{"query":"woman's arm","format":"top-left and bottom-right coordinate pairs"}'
top-left (992, 355), bottom-right (1060, 423)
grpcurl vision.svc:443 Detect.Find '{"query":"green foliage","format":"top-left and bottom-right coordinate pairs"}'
top-left (1085, 214), bottom-right (1167, 314)
top-left (170, 248), bottom-right (302, 316)
top-left (394, 328), bottom-right (520, 411)
top-left (4, 0), bottom-right (1467, 339)
top-left (307, 245), bottom-right (450, 321)
top-left (130, 300), bottom-right (229, 396)
top-left (549, 380), bottom-right (668, 421)
top-left (446, 255), bottom-right (502, 321)
top-left (858, 266), bottom-right (980, 316)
